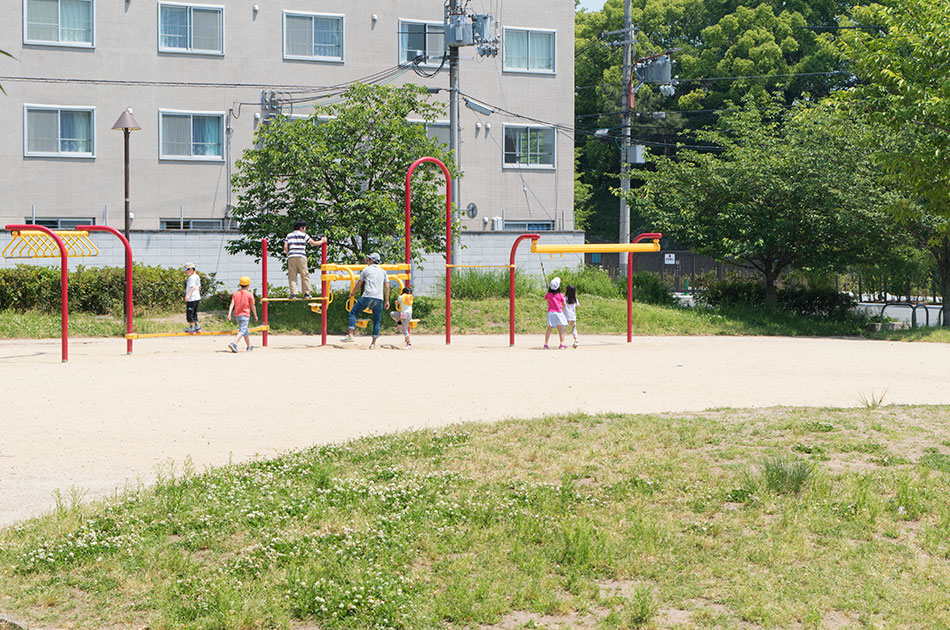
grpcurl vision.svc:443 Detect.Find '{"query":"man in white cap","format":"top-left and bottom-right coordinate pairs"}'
top-left (342, 252), bottom-right (390, 349)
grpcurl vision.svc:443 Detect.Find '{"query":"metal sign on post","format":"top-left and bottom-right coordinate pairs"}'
top-left (665, 253), bottom-right (676, 265)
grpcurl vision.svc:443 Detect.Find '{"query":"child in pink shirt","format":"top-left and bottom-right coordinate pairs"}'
top-left (544, 277), bottom-right (568, 349)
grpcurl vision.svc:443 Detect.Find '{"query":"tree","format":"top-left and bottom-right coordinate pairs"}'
top-left (835, 0), bottom-right (950, 322)
top-left (574, 0), bottom-right (866, 241)
top-left (0, 48), bottom-right (13, 94)
top-left (624, 97), bottom-right (895, 306)
top-left (227, 83), bottom-right (459, 269)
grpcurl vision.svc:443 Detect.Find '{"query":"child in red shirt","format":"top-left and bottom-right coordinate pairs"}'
top-left (227, 276), bottom-right (258, 352)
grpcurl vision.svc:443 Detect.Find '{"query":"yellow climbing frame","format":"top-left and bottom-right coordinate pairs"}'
top-left (2, 230), bottom-right (99, 259)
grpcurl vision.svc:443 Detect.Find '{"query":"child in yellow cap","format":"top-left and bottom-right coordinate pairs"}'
top-left (227, 276), bottom-right (258, 352)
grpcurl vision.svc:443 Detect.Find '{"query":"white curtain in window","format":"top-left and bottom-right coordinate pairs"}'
top-left (60, 0), bottom-right (92, 43)
top-left (529, 31), bottom-right (554, 71)
top-left (191, 8), bottom-right (222, 52)
top-left (286, 15), bottom-right (313, 56)
top-left (60, 110), bottom-right (92, 153)
top-left (313, 16), bottom-right (341, 58)
top-left (27, 109), bottom-right (60, 153)
top-left (27, 0), bottom-right (59, 41)
top-left (192, 115), bottom-right (221, 156)
top-left (162, 114), bottom-right (191, 156)
top-left (505, 30), bottom-right (528, 70)
top-left (160, 6), bottom-right (189, 49)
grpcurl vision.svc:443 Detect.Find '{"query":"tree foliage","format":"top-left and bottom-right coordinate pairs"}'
top-left (228, 83), bottom-right (459, 269)
top-left (625, 97), bottom-right (895, 304)
top-left (574, 0), bottom-right (865, 240)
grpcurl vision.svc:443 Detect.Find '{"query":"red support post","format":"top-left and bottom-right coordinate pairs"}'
top-left (262, 238), bottom-right (268, 347)
top-left (405, 157), bottom-right (452, 343)
top-left (321, 240), bottom-right (328, 347)
top-left (77, 226), bottom-right (133, 354)
top-left (509, 233), bottom-right (541, 347)
top-left (6, 224), bottom-right (69, 362)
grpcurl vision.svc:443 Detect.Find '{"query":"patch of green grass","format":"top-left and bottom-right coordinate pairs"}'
top-left (2, 407), bottom-right (949, 629)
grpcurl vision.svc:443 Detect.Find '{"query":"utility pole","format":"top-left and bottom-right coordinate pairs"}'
top-left (448, 0), bottom-right (461, 266)
top-left (619, 0), bottom-right (634, 274)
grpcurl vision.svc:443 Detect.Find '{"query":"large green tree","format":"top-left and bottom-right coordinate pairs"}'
top-left (835, 0), bottom-right (950, 321)
top-left (228, 83), bottom-right (458, 268)
top-left (575, 0), bottom-right (864, 241)
top-left (625, 97), bottom-right (895, 306)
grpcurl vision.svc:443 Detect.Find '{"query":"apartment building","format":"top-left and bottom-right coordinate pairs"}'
top-left (0, 1), bottom-right (581, 288)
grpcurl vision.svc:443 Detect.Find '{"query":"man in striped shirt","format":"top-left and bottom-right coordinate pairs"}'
top-left (283, 220), bottom-right (327, 298)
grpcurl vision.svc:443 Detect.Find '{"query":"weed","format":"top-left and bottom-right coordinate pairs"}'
top-left (624, 584), bottom-right (658, 628)
top-left (857, 387), bottom-right (888, 409)
top-left (761, 456), bottom-right (812, 494)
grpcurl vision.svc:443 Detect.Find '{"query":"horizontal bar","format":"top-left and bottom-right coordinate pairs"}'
top-left (322, 263), bottom-right (410, 271)
top-left (530, 240), bottom-right (660, 254)
top-left (446, 264), bottom-right (515, 268)
top-left (126, 325), bottom-right (269, 340)
top-left (261, 297), bottom-right (328, 302)
top-left (10, 230), bottom-right (89, 237)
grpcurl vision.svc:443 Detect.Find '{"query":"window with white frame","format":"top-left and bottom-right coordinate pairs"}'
top-left (503, 220), bottom-right (554, 232)
top-left (159, 3), bottom-right (224, 54)
top-left (159, 111), bottom-right (224, 160)
top-left (24, 105), bottom-right (95, 157)
top-left (160, 218), bottom-right (225, 230)
top-left (503, 125), bottom-right (555, 168)
top-left (408, 119), bottom-right (450, 146)
top-left (27, 217), bottom-right (95, 229)
top-left (399, 20), bottom-right (444, 65)
top-left (24, 0), bottom-right (94, 46)
top-left (503, 27), bottom-right (555, 73)
top-left (284, 12), bottom-right (343, 61)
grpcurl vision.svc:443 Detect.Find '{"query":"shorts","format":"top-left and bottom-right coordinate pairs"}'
top-left (236, 315), bottom-right (250, 337)
top-left (547, 311), bottom-right (567, 327)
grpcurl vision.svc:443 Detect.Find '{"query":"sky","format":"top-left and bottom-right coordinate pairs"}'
top-left (576, 0), bottom-right (607, 11)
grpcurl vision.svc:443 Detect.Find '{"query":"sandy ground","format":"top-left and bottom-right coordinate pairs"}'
top-left (3, 332), bottom-right (950, 528)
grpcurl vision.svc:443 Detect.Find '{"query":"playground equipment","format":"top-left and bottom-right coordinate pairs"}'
top-left (508, 232), bottom-right (663, 345)
top-left (2, 225), bottom-right (100, 362)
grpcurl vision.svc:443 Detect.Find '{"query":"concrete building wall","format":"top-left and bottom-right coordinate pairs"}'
top-left (1, 1), bottom-right (575, 235)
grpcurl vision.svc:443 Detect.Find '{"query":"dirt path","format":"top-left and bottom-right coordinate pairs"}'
top-left (3, 333), bottom-right (950, 527)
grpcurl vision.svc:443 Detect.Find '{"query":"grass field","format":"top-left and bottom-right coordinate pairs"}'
top-left (3, 296), bottom-right (949, 342)
top-left (1, 406), bottom-right (948, 629)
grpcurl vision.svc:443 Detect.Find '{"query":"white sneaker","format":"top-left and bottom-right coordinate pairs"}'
top-left (368, 343), bottom-right (376, 350)
top-left (341, 335), bottom-right (354, 343)
top-left (403, 343), bottom-right (412, 350)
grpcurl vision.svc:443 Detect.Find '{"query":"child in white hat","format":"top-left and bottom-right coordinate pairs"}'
top-left (543, 276), bottom-right (568, 349)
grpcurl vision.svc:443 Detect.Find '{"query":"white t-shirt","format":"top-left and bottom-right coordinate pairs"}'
top-left (563, 298), bottom-right (578, 321)
top-left (186, 274), bottom-right (201, 302)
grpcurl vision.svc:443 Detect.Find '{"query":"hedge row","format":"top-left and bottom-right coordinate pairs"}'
top-left (0, 264), bottom-right (220, 314)
top-left (699, 279), bottom-right (856, 319)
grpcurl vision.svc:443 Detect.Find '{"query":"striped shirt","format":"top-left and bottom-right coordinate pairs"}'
top-left (285, 230), bottom-right (310, 259)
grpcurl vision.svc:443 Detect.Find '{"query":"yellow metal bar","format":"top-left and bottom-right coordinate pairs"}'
top-left (322, 263), bottom-right (410, 272)
top-left (3, 230), bottom-right (99, 259)
top-left (125, 325), bottom-right (269, 340)
top-left (529, 240), bottom-right (660, 254)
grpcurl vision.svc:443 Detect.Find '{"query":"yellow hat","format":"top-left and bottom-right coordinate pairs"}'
top-left (239, 276), bottom-right (251, 286)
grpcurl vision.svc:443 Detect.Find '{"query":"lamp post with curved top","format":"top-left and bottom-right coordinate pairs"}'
top-left (112, 108), bottom-right (141, 318)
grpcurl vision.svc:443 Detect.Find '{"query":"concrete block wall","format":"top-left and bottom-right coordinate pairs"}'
top-left (0, 229), bottom-right (585, 298)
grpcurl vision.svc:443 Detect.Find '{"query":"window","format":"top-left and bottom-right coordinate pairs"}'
top-left (160, 218), bottom-right (225, 230)
top-left (24, 105), bottom-right (95, 157)
top-left (503, 220), bottom-right (554, 232)
top-left (503, 125), bottom-right (555, 168)
top-left (284, 11), bottom-right (343, 61)
top-left (399, 20), bottom-right (444, 65)
top-left (503, 27), bottom-right (555, 73)
top-left (26, 217), bottom-right (95, 230)
top-left (24, 0), bottom-right (94, 46)
top-left (159, 110), bottom-right (224, 160)
top-left (159, 3), bottom-right (223, 54)
top-left (409, 119), bottom-right (450, 146)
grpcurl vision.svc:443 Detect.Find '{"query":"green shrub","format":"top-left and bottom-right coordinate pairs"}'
top-left (550, 265), bottom-right (618, 298)
top-left (0, 264), bottom-right (220, 314)
top-left (699, 279), bottom-right (856, 319)
top-left (436, 269), bottom-right (536, 299)
top-left (620, 272), bottom-right (677, 306)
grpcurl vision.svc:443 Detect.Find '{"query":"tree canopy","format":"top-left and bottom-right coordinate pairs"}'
top-left (228, 83), bottom-right (458, 268)
top-left (625, 97), bottom-right (895, 303)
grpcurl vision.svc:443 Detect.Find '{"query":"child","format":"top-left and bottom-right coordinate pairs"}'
top-left (389, 286), bottom-right (414, 349)
top-left (544, 277), bottom-right (568, 349)
top-left (284, 220), bottom-right (327, 299)
top-left (227, 276), bottom-right (258, 353)
top-left (564, 284), bottom-right (579, 348)
top-left (183, 262), bottom-right (201, 333)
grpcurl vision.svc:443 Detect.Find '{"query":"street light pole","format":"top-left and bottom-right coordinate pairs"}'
top-left (112, 108), bottom-right (141, 317)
